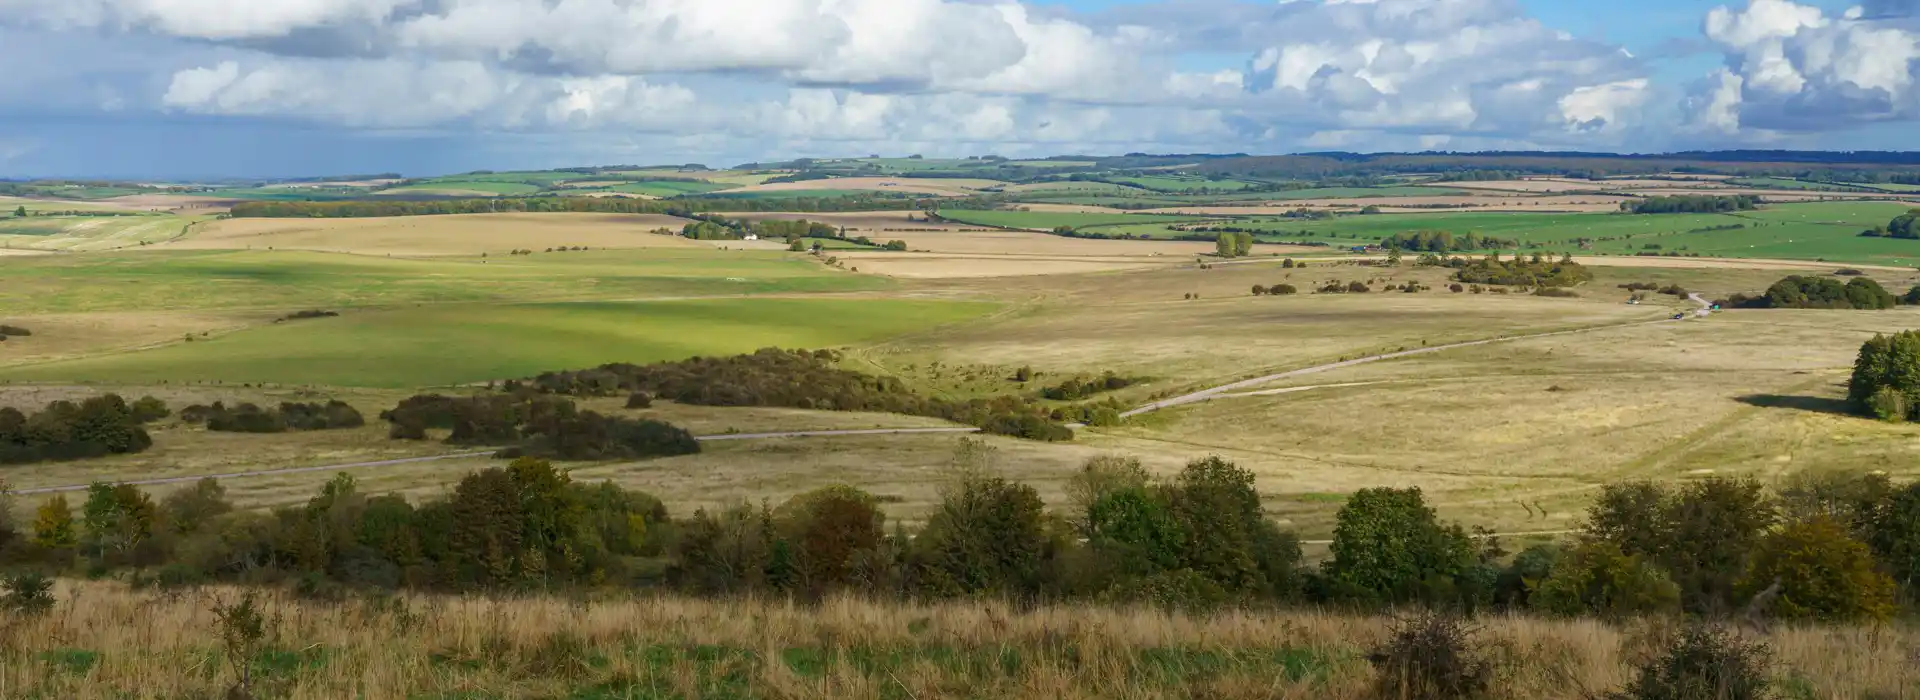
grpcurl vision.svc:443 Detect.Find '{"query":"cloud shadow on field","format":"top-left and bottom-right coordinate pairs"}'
top-left (1735, 394), bottom-right (1853, 416)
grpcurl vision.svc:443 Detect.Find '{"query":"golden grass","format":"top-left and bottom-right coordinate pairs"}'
top-left (171, 213), bottom-right (702, 257)
top-left (6, 581), bottom-right (1912, 699)
top-left (0, 310), bottom-right (270, 367)
top-left (1142, 196), bottom-right (1636, 215)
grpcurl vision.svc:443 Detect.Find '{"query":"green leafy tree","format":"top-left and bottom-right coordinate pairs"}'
top-left (1531, 539), bottom-right (1680, 618)
top-left (1322, 487), bottom-right (1476, 605)
top-left (162, 477), bottom-right (233, 535)
top-left (81, 482), bottom-right (156, 560)
top-left (1086, 486), bottom-right (1187, 578)
top-left (1867, 482), bottom-right (1920, 591)
top-left (1848, 331), bottom-right (1920, 421)
top-left (775, 485), bottom-right (886, 596)
top-left (1738, 516), bottom-right (1894, 622)
top-left (910, 476), bottom-right (1050, 598)
top-left (11, 206), bottom-right (24, 218)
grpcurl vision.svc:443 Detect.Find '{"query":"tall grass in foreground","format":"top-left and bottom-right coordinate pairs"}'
top-left (1, 581), bottom-right (1913, 699)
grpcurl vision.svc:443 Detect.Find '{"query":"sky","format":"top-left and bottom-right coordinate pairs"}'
top-left (1, 0), bottom-right (1918, 178)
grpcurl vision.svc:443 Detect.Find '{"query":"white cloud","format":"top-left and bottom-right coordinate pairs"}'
top-left (1695, 0), bottom-right (1920, 133)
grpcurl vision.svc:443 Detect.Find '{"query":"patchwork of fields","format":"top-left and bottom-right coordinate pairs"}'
top-left (3, 179), bottom-right (1920, 542)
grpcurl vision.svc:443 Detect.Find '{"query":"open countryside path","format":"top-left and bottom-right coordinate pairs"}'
top-left (23, 296), bottom-right (1711, 498)
top-left (1122, 294), bottom-right (1711, 419)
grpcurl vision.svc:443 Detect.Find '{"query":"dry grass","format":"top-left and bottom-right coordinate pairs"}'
top-left (725, 211), bottom-right (986, 232)
top-left (0, 310), bottom-right (269, 367)
top-left (4, 581), bottom-right (1912, 699)
top-left (831, 253), bottom-right (1176, 279)
top-left (171, 213), bottom-right (702, 256)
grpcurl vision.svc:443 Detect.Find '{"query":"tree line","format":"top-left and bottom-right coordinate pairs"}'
top-left (1382, 230), bottom-right (1520, 252)
top-left (1620, 195), bottom-right (1760, 214)
top-left (0, 394), bottom-right (166, 465)
top-left (1441, 253), bottom-right (1593, 288)
top-left (1720, 275), bottom-right (1903, 310)
top-left (227, 195), bottom-right (969, 219)
top-left (519, 348), bottom-right (1078, 442)
top-left (180, 401), bottom-right (366, 434)
top-left (380, 393), bottom-right (701, 461)
top-left (4, 449), bottom-right (1917, 626)
top-left (1213, 231), bottom-right (1254, 258)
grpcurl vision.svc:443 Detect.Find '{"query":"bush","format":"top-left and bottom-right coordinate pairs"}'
top-left (909, 476), bottom-right (1051, 598)
top-left (1269, 283), bottom-right (1298, 295)
top-left (624, 392), bottom-right (653, 409)
top-left (1760, 274), bottom-right (1896, 309)
top-left (1368, 613), bottom-right (1494, 700)
top-left (1452, 253), bottom-right (1591, 288)
top-left (130, 396), bottom-right (171, 423)
top-left (1738, 516), bottom-right (1895, 622)
top-left (1040, 372), bottom-right (1139, 401)
top-left (1100, 569), bottom-right (1229, 613)
top-left (1533, 288), bottom-right (1579, 298)
top-left (0, 394), bottom-right (154, 465)
top-left (0, 324), bottom-right (31, 336)
top-left (0, 571), bottom-right (55, 614)
top-left (1530, 539), bottom-right (1680, 618)
top-left (1602, 625), bottom-right (1773, 700)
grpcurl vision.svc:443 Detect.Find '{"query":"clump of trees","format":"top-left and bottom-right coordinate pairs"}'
top-left (523, 348), bottom-right (1076, 442)
top-left (0, 324), bottom-right (30, 339)
top-left (1621, 195), bottom-right (1759, 214)
top-left (1317, 280), bottom-right (1372, 294)
top-left (1251, 284), bottom-right (1299, 296)
top-left (1849, 330), bottom-right (1920, 421)
top-left (1381, 231), bottom-right (1518, 252)
top-left (0, 394), bottom-right (159, 465)
top-left (1214, 231), bottom-right (1254, 258)
top-left (1858, 209), bottom-right (1919, 239)
top-left (1040, 373), bottom-right (1140, 401)
top-left (1735, 275), bottom-right (1898, 309)
top-left (182, 401), bottom-right (366, 434)
top-left (1451, 253), bottom-right (1591, 288)
top-left (379, 392), bottom-right (701, 460)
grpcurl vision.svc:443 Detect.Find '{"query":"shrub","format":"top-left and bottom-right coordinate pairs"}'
top-left (1346, 280), bottom-right (1371, 293)
top-left (130, 396), bottom-right (171, 423)
top-left (624, 392), bottom-right (653, 409)
top-left (1269, 283), bottom-right (1298, 295)
top-left (1602, 625), bottom-right (1773, 700)
top-left (1530, 539), bottom-right (1680, 618)
top-left (909, 476), bottom-right (1050, 598)
top-left (0, 571), bottom-right (55, 614)
top-left (1737, 516), bottom-right (1895, 622)
top-left (775, 486), bottom-right (886, 597)
top-left (1533, 288), bottom-right (1579, 298)
top-left (1099, 569), bottom-right (1228, 613)
top-left (1869, 482), bottom-right (1920, 591)
top-left (0, 394), bottom-right (154, 465)
top-left (1251, 285), bottom-right (1268, 296)
top-left (1585, 478), bottom-right (1775, 615)
top-left (1368, 613), bottom-right (1494, 700)
top-left (1040, 372), bottom-right (1139, 401)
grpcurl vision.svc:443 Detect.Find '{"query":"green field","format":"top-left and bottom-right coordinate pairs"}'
top-left (378, 181), bottom-right (543, 196)
top-left (605, 180), bottom-right (735, 197)
top-left (1110, 176), bottom-right (1257, 192)
top-left (935, 209), bottom-right (1215, 230)
top-left (1067, 202), bottom-right (1920, 264)
top-left (0, 248), bottom-right (886, 314)
top-left (0, 298), bottom-right (1000, 388)
top-left (706, 189), bottom-right (882, 200)
top-left (0, 214), bottom-right (196, 252)
top-left (802, 237), bottom-right (882, 250)
top-left (1265, 186), bottom-right (1467, 200)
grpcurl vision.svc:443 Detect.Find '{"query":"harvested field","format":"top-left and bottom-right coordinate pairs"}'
top-left (1141, 195), bottom-right (1635, 214)
top-left (0, 309), bottom-right (268, 367)
top-left (172, 212), bottom-right (701, 256)
top-left (1438, 178), bottom-right (1729, 193)
top-left (724, 211), bottom-right (983, 232)
top-left (1012, 202), bottom-right (1134, 213)
top-left (722, 177), bottom-right (1001, 196)
top-left (97, 194), bottom-right (240, 211)
top-left (854, 230), bottom-right (1314, 257)
top-left (831, 253), bottom-right (1173, 278)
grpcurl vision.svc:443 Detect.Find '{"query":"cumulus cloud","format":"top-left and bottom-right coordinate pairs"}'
top-left (1233, 0), bottom-right (1650, 137)
top-left (1694, 0), bottom-right (1920, 133)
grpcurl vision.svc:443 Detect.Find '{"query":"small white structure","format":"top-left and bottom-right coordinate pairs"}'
top-left (742, 234), bottom-right (759, 241)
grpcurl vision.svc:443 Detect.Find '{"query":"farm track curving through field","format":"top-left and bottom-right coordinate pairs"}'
top-left (23, 296), bottom-right (1712, 513)
top-left (1121, 294), bottom-right (1711, 419)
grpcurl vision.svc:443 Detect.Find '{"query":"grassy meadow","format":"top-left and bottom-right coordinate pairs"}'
top-left (7, 582), bottom-right (1911, 700)
top-left (0, 248), bottom-right (886, 314)
top-left (0, 298), bottom-right (1000, 388)
top-left (935, 209), bottom-right (1216, 230)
